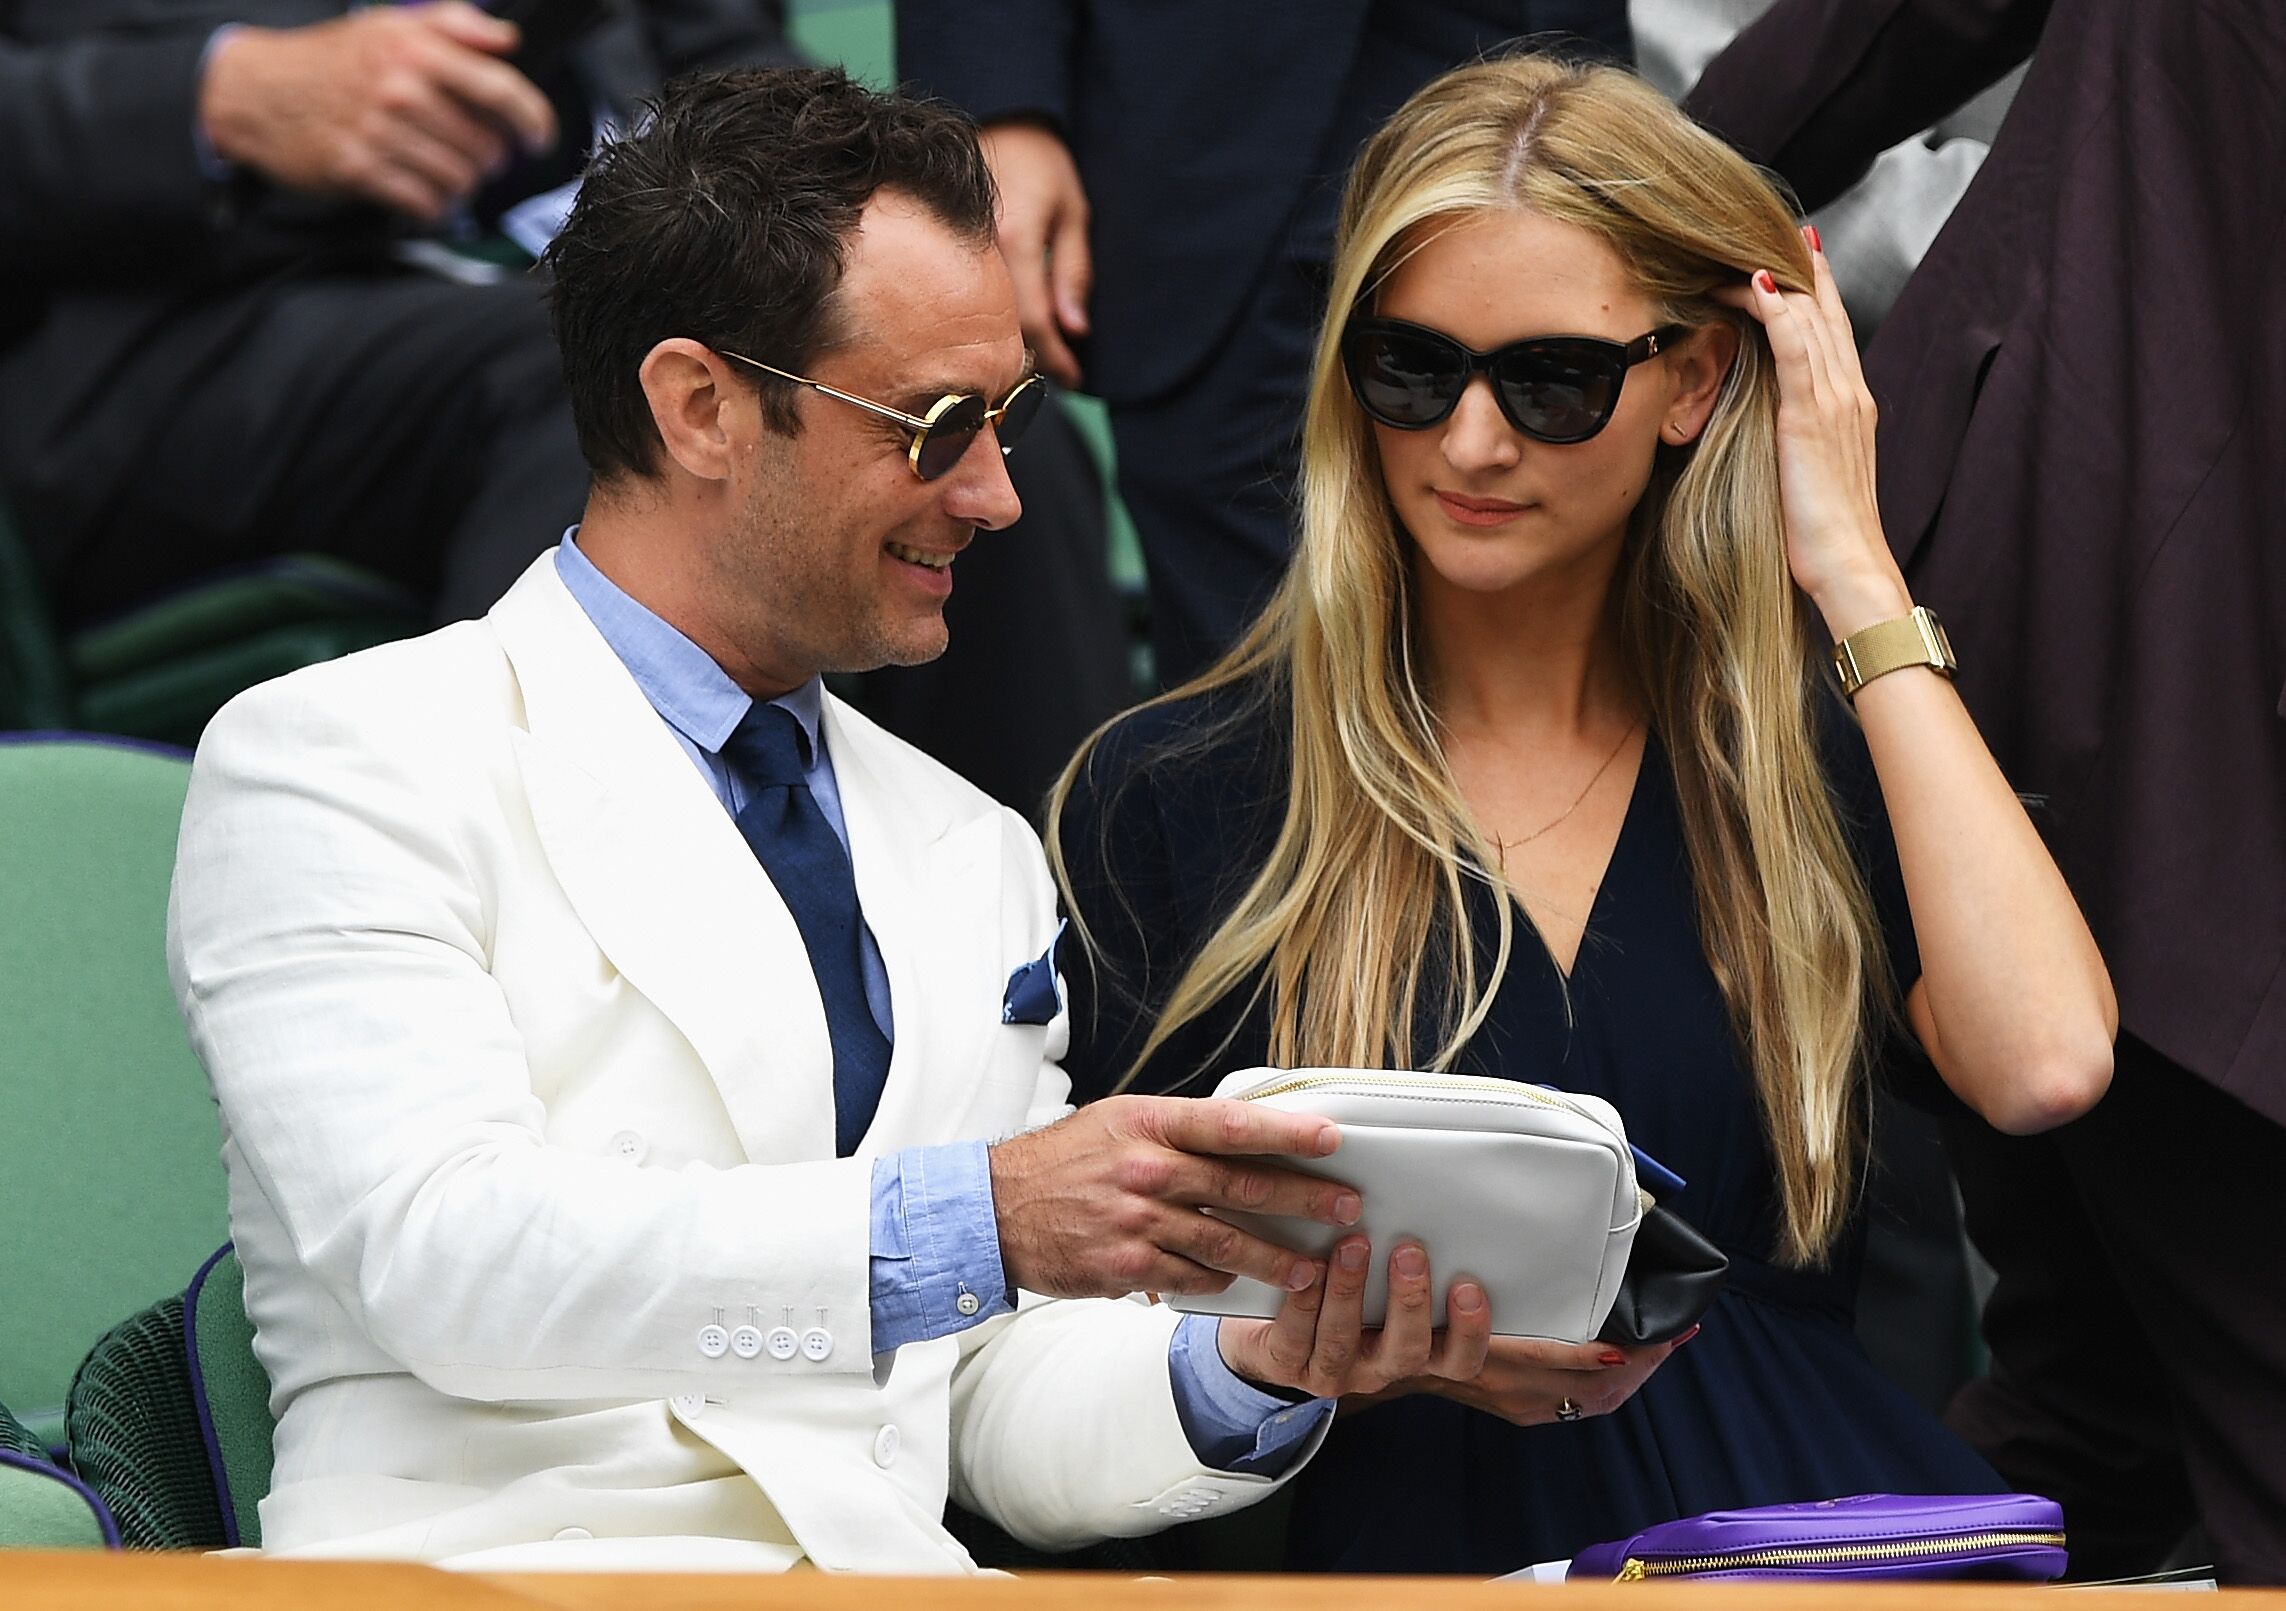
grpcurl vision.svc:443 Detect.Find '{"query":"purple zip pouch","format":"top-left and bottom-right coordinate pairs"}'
top-left (1567, 1492), bottom-right (2068, 1582)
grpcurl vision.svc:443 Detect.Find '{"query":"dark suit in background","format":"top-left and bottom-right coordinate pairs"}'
top-left (1688, 0), bottom-right (2286, 1581)
top-left (0, 0), bottom-right (792, 628)
top-left (896, 1), bottom-right (1633, 687)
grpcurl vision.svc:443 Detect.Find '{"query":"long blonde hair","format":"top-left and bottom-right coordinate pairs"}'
top-left (1049, 55), bottom-right (1883, 1267)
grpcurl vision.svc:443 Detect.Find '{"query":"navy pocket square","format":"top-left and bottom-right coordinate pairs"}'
top-left (1001, 921), bottom-right (1067, 1026)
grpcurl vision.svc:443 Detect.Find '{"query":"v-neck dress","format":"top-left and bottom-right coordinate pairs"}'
top-left (1055, 680), bottom-right (2002, 1575)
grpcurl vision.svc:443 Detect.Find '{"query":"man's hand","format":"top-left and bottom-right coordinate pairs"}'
top-left (978, 120), bottom-right (1092, 387)
top-left (988, 1094), bottom-right (1356, 1298)
top-left (1216, 1237), bottom-right (1493, 1400)
top-left (198, 3), bottom-right (558, 224)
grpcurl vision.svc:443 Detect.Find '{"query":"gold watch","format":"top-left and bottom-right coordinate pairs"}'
top-left (1831, 605), bottom-right (1956, 700)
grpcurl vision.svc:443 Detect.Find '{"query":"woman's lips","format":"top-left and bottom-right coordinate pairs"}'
top-left (1435, 490), bottom-right (1532, 528)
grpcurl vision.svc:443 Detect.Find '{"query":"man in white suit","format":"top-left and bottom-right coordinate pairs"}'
top-left (166, 67), bottom-right (1498, 1573)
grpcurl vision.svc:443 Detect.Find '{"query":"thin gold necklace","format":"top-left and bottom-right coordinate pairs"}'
top-left (1494, 721), bottom-right (1641, 871)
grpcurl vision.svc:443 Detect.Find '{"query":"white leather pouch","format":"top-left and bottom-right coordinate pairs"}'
top-left (1167, 1067), bottom-right (1643, 1341)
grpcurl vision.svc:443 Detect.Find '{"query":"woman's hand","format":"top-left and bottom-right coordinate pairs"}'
top-left (1716, 226), bottom-right (1913, 640)
top-left (1215, 1236), bottom-right (1493, 1400)
top-left (1722, 252), bottom-right (2113, 1135)
top-left (1393, 1330), bottom-right (1688, 1426)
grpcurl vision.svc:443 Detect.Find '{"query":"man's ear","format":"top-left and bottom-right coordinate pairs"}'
top-left (638, 339), bottom-right (746, 482)
top-left (1664, 320), bottom-right (1742, 446)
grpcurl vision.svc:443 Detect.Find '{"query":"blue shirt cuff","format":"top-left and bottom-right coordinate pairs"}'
top-left (1167, 1313), bottom-right (1334, 1476)
top-left (868, 1141), bottom-right (1012, 1352)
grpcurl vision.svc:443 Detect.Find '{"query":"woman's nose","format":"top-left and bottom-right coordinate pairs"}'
top-left (1439, 377), bottom-right (1523, 474)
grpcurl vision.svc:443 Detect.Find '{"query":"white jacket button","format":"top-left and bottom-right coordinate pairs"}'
top-left (730, 1325), bottom-right (763, 1360)
top-left (954, 1290), bottom-right (982, 1317)
top-left (553, 1526), bottom-right (593, 1542)
top-left (695, 1324), bottom-right (729, 1359)
top-left (872, 1424), bottom-right (901, 1468)
top-left (800, 1327), bottom-right (833, 1362)
top-left (608, 1130), bottom-right (646, 1164)
top-left (765, 1326), bottom-right (799, 1361)
top-left (669, 1392), bottom-right (705, 1419)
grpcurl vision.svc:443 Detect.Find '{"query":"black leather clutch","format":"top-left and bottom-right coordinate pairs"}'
top-left (1597, 1200), bottom-right (1727, 1346)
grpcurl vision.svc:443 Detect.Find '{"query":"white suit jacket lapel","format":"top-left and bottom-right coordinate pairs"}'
top-left (820, 696), bottom-right (1007, 1151)
top-left (488, 559), bottom-right (837, 1163)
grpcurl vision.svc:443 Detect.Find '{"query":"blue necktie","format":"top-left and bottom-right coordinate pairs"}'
top-left (720, 704), bottom-right (890, 1157)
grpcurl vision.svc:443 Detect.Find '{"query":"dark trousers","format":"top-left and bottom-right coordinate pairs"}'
top-left (1, 265), bottom-right (588, 629)
top-left (1108, 243), bottom-right (1323, 690)
top-left (1104, 1), bottom-right (1633, 689)
top-left (1943, 1036), bottom-right (2286, 1584)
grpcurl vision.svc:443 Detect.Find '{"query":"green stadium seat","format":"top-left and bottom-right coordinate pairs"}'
top-left (65, 1292), bottom-right (226, 1549)
top-left (67, 1244), bottom-right (276, 1551)
top-left (0, 1400), bottom-right (118, 1549)
top-left (0, 736), bottom-right (225, 1451)
top-left (0, 496), bottom-right (422, 747)
top-left (184, 1247), bottom-right (271, 1548)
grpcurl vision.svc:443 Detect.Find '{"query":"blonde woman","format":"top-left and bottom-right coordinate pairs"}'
top-left (1049, 55), bottom-right (2115, 1573)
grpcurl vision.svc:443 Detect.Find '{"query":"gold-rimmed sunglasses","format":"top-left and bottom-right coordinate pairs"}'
top-left (719, 350), bottom-right (1046, 481)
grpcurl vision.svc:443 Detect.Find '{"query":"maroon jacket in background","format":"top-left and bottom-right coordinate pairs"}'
top-left (1687, 0), bottom-right (2286, 1128)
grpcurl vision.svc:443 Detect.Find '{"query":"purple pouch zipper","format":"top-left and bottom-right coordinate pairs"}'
top-left (1568, 1492), bottom-right (2068, 1582)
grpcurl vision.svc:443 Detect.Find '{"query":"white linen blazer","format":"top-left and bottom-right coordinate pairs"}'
top-left (166, 555), bottom-right (1315, 1572)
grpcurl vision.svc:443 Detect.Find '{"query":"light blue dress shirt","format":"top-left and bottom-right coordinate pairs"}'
top-left (554, 534), bottom-right (1329, 1474)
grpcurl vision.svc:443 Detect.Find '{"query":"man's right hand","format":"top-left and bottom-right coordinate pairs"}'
top-left (977, 120), bottom-right (1092, 388)
top-left (988, 1095), bottom-right (1357, 1298)
top-left (197, 3), bottom-right (558, 224)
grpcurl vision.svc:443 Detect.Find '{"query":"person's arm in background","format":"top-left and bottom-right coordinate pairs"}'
top-left (895, 2), bottom-right (1091, 386)
top-left (1637, 0), bottom-right (2017, 337)
top-left (0, 27), bottom-right (230, 278)
top-left (1680, 0), bottom-right (2051, 214)
top-left (0, 4), bottom-right (555, 282)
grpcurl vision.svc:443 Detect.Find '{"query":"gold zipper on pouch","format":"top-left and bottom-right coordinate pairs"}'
top-left (1236, 1073), bottom-right (1642, 1206)
top-left (1239, 1071), bottom-right (1582, 1115)
top-left (1614, 1530), bottom-right (2068, 1579)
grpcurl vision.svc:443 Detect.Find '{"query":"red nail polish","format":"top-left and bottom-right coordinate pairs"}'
top-left (1806, 224), bottom-right (1822, 254)
top-left (1755, 270), bottom-right (1777, 294)
top-left (1678, 1324), bottom-right (1702, 1345)
top-left (1598, 1350), bottom-right (1627, 1367)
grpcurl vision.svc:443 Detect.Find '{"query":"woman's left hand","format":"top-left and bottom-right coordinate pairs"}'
top-left (1715, 227), bottom-right (1912, 638)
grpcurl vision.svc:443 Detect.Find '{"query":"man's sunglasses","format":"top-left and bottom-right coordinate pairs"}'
top-left (720, 351), bottom-right (1046, 481)
top-left (1340, 316), bottom-right (1689, 445)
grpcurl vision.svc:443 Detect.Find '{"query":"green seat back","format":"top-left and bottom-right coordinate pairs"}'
top-left (73, 617), bottom-right (414, 746)
top-left (186, 1247), bottom-right (271, 1547)
top-left (0, 1400), bottom-right (117, 1549)
top-left (65, 1296), bottom-right (223, 1549)
top-left (65, 556), bottom-right (421, 687)
top-left (57, 1246), bottom-right (273, 1552)
top-left (0, 737), bottom-right (225, 1447)
top-left (0, 498), bottom-right (71, 731)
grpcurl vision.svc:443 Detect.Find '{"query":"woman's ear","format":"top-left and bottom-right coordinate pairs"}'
top-left (1662, 320), bottom-right (1742, 446)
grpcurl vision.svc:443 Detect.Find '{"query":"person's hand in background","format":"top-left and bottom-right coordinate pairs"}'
top-left (198, 2), bottom-right (557, 224)
top-left (977, 120), bottom-right (1091, 387)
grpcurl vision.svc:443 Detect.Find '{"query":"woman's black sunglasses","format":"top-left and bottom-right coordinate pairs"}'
top-left (1341, 316), bottom-right (1689, 445)
top-left (720, 350), bottom-right (1047, 481)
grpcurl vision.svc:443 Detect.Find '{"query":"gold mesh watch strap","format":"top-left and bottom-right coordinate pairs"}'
top-left (1831, 606), bottom-right (1957, 700)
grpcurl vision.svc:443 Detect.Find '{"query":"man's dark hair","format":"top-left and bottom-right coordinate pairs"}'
top-left (544, 67), bottom-right (997, 483)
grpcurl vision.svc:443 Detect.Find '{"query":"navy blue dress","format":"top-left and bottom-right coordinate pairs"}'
top-left (1056, 679), bottom-right (2003, 1575)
